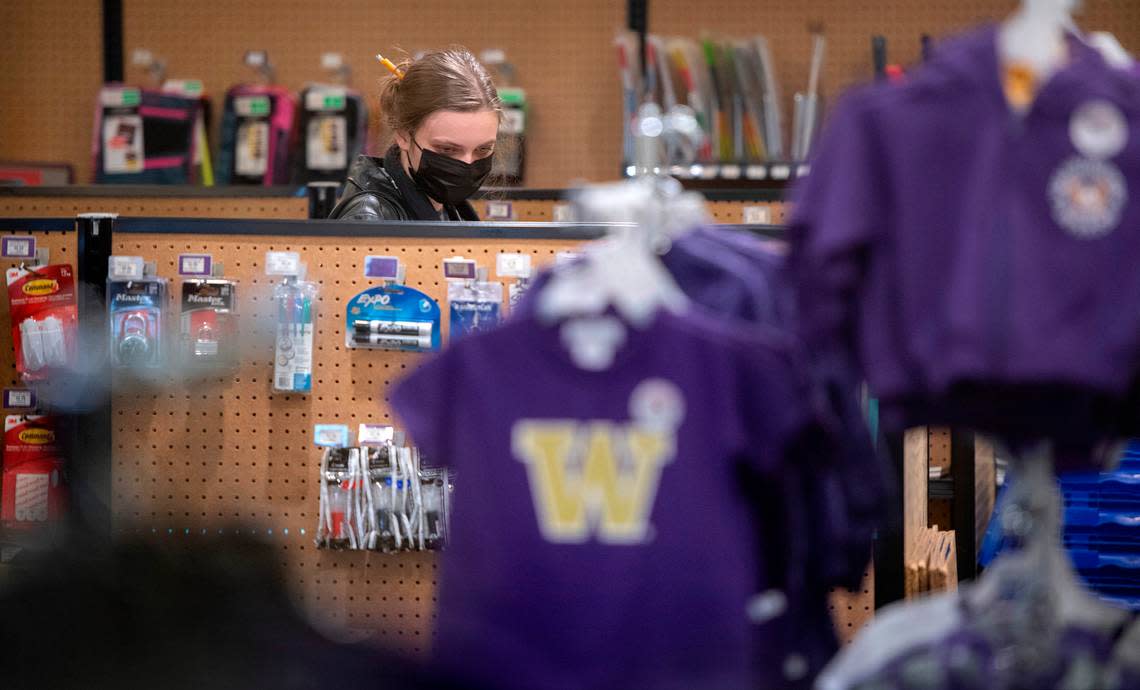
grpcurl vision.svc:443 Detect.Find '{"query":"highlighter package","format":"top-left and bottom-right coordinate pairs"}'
top-left (6, 264), bottom-right (78, 381)
top-left (180, 279), bottom-right (238, 368)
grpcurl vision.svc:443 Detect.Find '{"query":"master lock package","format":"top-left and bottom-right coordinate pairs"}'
top-left (180, 279), bottom-right (238, 368)
top-left (109, 274), bottom-right (167, 368)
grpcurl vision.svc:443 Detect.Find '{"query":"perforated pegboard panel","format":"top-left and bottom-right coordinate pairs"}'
top-left (6, 2), bottom-right (1140, 188)
top-left (120, 0), bottom-right (626, 189)
top-left (473, 198), bottom-right (787, 224)
top-left (647, 1), bottom-right (1140, 145)
top-left (0, 0), bottom-right (102, 182)
top-left (829, 565), bottom-right (874, 645)
top-left (108, 232), bottom-right (584, 654)
top-left (929, 499), bottom-right (953, 531)
top-left (0, 197), bottom-right (308, 219)
top-left (929, 426), bottom-right (951, 474)
top-left (473, 199), bottom-right (565, 222)
top-left (707, 201), bottom-right (789, 225)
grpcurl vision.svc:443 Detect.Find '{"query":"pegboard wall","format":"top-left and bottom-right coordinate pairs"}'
top-left (0, 196), bottom-right (308, 220)
top-left (0, 0), bottom-right (102, 182)
top-left (6, 1), bottom-right (1140, 186)
top-left (0, 221), bottom-right (869, 653)
top-left (119, 0), bottom-right (625, 189)
top-left (105, 231), bottom-right (584, 654)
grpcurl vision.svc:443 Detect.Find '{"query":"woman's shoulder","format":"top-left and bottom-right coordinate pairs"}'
top-left (328, 155), bottom-right (410, 221)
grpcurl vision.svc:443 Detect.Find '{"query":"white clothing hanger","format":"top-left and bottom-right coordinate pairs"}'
top-left (1088, 31), bottom-right (1135, 69)
top-left (536, 103), bottom-right (708, 334)
top-left (998, 0), bottom-right (1082, 81)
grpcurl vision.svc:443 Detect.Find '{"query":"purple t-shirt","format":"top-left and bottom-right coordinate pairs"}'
top-left (391, 307), bottom-right (827, 690)
top-left (789, 25), bottom-right (1140, 442)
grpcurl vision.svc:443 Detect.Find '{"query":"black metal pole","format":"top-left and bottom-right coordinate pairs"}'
top-left (102, 0), bottom-right (124, 83)
top-left (70, 213), bottom-right (115, 537)
top-left (873, 431), bottom-right (906, 607)
top-left (951, 429), bottom-right (978, 583)
top-left (307, 182), bottom-right (341, 219)
top-left (872, 36), bottom-right (887, 81)
top-left (628, 0), bottom-right (649, 93)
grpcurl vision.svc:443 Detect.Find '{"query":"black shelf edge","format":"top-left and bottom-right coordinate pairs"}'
top-left (0, 218), bottom-right (76, 232)
top-left (2, 184), bottom-right (789, 203)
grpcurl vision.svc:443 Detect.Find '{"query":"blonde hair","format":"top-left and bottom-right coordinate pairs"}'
top-left (379, 47), bottom-right (501, 142)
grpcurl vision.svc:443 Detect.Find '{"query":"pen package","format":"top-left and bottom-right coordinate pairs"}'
top-left (273, 278), bottom-right (318, 393)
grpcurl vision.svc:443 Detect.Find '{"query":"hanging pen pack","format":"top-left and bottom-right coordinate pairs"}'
top-left (266, 251), bottom-right (317, 393)
top-left (315, 423), bottom-right (452, 553)
top-left (314, 424), bottom-right (357, 549)
top-left (345, 255), bottom-right (440, 352)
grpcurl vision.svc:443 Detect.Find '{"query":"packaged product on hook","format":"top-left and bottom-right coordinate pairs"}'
top-left (316, 447), bottom-right (359, 549)
top-left (419, 466), bottom-right (452, 551)
top-left (345, 287), bottom-right (440, 352)
top-left (108, 257), bottom-right (166, 368)
top-left (6, 264), bottom-right (78, 381)
top-left (447, 263), bottom-right (503, 341)
top-left (1, 414), bottom-right (67, 530)
top-left (267, 252), bottom-right (317, 393)
top-left (346, 255), bottom-right (439, 352)
top-left (316, 430), bottom-right (451, 553)
top-left (179, 278), bottom-right (238, 368)
top-left (497, 252), bottom-right (533, 314)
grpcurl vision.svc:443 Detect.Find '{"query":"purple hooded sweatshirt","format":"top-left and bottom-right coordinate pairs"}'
top-left (789, 25), bottom-right (1140, 445)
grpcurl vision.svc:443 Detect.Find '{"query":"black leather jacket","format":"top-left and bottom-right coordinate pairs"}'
top-left (328, 146), bottom-right (480, 222)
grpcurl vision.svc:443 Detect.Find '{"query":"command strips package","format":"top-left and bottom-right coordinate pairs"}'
top-left (1, 414), bottom-right (67, 529)
top-left (6, 264), bottom-right (78, 381)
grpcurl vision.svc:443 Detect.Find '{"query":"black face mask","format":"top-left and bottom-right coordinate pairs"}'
top-left (408, 139), bottom-right (493, 207)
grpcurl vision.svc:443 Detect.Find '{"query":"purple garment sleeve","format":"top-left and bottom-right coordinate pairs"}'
top-left (389, 351), bottom-right (453, 467)
top-left (788, 88), bottom-right (886, 371)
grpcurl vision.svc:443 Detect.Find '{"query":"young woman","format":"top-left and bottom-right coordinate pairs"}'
top-left (329, 48), bottom-right (501, 221)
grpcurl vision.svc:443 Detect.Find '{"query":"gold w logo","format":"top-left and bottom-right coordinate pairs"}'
top-left (512, 421), bottom-right (675, 544)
